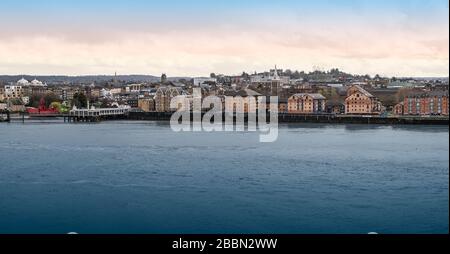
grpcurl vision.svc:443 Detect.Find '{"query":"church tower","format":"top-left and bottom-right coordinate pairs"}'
top-left (161, 73), bottom-right (167, 83)
top-left (271, 65), bottom-right (282, 96)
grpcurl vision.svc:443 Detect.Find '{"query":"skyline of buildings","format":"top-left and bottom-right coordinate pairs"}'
top-left (1, 65), bottom-right (448, 118)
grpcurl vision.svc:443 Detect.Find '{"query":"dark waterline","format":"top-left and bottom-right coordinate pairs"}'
top-left (0, 121), bottom-right (448, 234)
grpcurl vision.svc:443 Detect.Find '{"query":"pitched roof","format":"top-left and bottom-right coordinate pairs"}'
top-left (242, 88), bottom-right (261, 96)
top-left (406, 90), bottom-right (449, 98)
top-left (350, 85), bottom-right (374, 97)
top-left (291, 93), bottom-right (326, 100)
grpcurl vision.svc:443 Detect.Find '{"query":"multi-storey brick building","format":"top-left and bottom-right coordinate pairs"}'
top-left (4, 85), bottom-right (24, 99)
top-left (16, 78), bottom-right (48, 97)
top-left (288, 93), bottom-right (327, 114)
top-left (224, 89), bottom-right (263, 113)
top-left (393, 102), bottom-right (404, 115)
top-left (401, 91), bottom-right (448, 116)
top-left (155, 87), bottom-right (185, 112)
top-left (23, 86), bottom-right (48, 97)
top-left (138, 98), bottom-right (156, 112)
top-left (345, 85), bottom-right (382, 115)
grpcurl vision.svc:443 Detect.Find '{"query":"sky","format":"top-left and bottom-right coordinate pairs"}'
top-left (0, 0), bottom-right (448, 77)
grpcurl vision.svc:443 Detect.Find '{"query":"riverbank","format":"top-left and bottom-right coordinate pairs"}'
top-left (2, 111), bottom-right (448, 125)
top-left (127, 112), bottom-right (449, 125)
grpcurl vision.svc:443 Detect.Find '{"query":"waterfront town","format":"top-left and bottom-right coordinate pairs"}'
top-left (0, 67), bottom-right (448, 120)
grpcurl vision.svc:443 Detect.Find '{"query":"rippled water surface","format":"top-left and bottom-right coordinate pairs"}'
top-left (0, 121), bottom-right (448, 233)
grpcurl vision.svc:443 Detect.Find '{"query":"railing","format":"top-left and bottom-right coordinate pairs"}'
top-left (69, 107), bottom-right (131, 117)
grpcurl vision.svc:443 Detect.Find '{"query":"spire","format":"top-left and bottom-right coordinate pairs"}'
top-left (273, 65), bottom-right (280, 80)
top-left (271, 65), bottom-right (281, 96)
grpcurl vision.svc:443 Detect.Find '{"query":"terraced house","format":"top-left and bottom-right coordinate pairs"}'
top-left (401, 91), bottom-right (449, 116)
top-left (288, 93), bottom-right (327, 114)
top-left (345, 85), bottom-right (382, 115)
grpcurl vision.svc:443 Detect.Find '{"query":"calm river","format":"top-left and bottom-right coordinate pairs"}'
top-left (0, 121), bottom-right (448, 233)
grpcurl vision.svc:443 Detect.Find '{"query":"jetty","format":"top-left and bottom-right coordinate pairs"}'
top-left (67, 105), bottom-right (131, 122)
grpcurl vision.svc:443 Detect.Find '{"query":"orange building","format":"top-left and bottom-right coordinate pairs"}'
top-left (138, 98), bottom-right (155, 112)
top-left (288, 93), bottom-right (327, 114)
top-left (345, 85), bottom-right (382, 115)
top-left (224, 89), bottom-right (263, 113)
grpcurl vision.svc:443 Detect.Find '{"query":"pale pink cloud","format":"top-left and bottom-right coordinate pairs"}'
top-left (0, 9), bottom-right (448, 77)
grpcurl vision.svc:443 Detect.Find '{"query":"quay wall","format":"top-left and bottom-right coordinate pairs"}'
top-left (128, 112), bottom-right (449, 125)
top-left (3, 111), bottom-right (448, 125)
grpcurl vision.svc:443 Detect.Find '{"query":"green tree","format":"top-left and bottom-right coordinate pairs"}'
top-left (50, 102), bottom-right (63, 112)
top-left (9, 98), bottom-right (23, 105)
top-left (72, 93), bottom-right (88, 108)
top-left (44, 93), bottom-right (61, 108)
top-left (292, 70), bottom-right (301, 79)
top-left (29, 93), bottom-right (61, 108)
top-left (284, 69), bottom-right (292, 77)
top-left (59, 104), bottom-right (70, 113)
top-left (28, 94), bottom-right (41, 107)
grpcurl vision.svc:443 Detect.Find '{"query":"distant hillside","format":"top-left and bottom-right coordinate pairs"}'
top-left (0, 75), bottom-right (190, 84)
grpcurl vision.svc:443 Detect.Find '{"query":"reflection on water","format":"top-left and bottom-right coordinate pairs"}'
top-left (282, 122), bottom-right (449, 133)
top-left (8, 119), bottom-right (450, 133)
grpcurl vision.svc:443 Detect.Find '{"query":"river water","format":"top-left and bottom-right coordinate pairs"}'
top-left (0, 121), bottom-right (448, 233)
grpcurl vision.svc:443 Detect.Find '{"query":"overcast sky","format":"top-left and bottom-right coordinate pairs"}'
top-left (0, 0), bottom-right (448, 77)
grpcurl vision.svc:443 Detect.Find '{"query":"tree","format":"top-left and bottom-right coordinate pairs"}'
top-left (50, 102), bottom-right (63, 112)
top-left (43, 93), bottom-right (61, 108)
top-left (210, 73), bottom-right (216, 78)
top-left (292, 70), bottom-right (301, 79)
top-left (241, 72), bottom-right (250, 79)
top-left (329, 68), bottom-right (340, 75)
top-left (284, 69), bottom-right (292, 77)
top-left (98, 98), bottom-right (112, 108)
top-left (28, 94), bottom-right (42, 107)
top-left (71, 93), bottom-right (88, 108)
top-left (161, 73), bottom-right (167, 83)
top-left (9, 98), bottom-right (23, 105)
